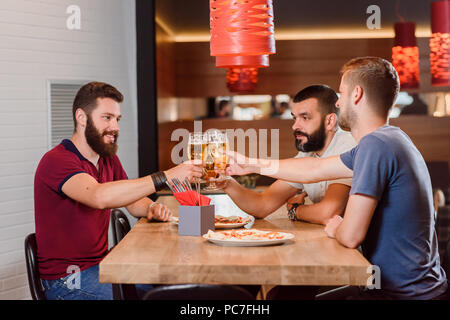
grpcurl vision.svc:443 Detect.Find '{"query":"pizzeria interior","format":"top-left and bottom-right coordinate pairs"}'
top-left (0, 0), bottom-right (449, 304)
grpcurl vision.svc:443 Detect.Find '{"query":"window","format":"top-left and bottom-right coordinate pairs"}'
top-left (48, 82), bottom-right (83, 148)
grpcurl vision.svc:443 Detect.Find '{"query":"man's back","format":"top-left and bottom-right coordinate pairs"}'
top-left (341, 125), bottom-right (447, 299)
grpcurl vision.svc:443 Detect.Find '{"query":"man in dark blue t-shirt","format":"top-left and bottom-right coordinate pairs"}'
top-left (226, 57), bottom-right (448, 299)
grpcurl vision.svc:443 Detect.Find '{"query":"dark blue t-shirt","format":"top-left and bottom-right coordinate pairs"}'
top-left (340, 125), bottom-right (447, 299)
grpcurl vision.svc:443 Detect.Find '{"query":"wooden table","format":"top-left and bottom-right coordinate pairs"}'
top-left (99, 194), bottom-right (371, 286)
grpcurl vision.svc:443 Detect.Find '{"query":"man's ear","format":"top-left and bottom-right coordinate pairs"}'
top-left (353, 85), bottom-right (364, 106)
top-left (75, 108), bottom-right (87, 128)
top-left (325, 113), bottom-right (337, 131)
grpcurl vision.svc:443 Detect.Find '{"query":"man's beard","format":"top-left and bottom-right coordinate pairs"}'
top-left (338, 105), bottom-right (357, 132)
top-left (85, 116), bottom-right (119, 158)
top-left (293, 120), bottom-right (326, 153)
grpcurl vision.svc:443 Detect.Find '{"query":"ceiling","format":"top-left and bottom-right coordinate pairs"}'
top-left (156, 0), bottom-right (434, 41)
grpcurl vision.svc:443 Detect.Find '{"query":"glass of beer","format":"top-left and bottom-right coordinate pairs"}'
top-left (203, 130), bottom-right (229, 190)
top-left (188, 132), bottom-right (206, 182)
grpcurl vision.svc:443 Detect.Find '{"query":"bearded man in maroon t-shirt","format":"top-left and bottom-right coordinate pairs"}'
top-left (34, 82), bottom-right (202, 300)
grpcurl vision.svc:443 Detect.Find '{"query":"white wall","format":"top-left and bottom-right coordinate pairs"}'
top-left (0, 0), bottom-right (138, 299)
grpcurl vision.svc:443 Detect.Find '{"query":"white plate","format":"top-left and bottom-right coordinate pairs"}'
top-left (202, 230), bottom-right (295, 247)
top-left (170, 216), bottom-right (252, 229)
top-left (215, 221), bottom-right (249, 229)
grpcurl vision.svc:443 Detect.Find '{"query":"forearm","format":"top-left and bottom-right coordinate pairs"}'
top-left (223, 179), bottom-right (276, 218)
top-left (252, 157), bottom-right (329, 184)
top-left (93, 176), bottom-right (156, 209)
top-left (296, 202), bottom-right (343, 225)
top-left (126, 197), bottom-right (152, 218)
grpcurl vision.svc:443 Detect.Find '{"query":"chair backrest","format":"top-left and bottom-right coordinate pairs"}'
top-left (24, 233), bottom-right (46, 300)
top-left (110, 209), bottom-right (139, 300)
top-left (142, 284), bottom-right (256, 300)
top-left (111, 209), bottom-right (131, 246)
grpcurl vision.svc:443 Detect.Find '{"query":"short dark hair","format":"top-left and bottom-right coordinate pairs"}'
top-left (72, 82), bottom-right (123, 130)
top-left (340, 57), bottom-right (400, 117)
top-left (293, 84), bottom-right (338, 116)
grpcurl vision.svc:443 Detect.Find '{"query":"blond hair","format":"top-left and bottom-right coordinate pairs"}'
top-left (341, 57), bottom-right (400, 117)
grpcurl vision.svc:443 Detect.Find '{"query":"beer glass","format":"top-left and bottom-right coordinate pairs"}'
top-left (203, 130), bottom-right (229, 190)
top-left (187, 132), bottom-right (206, 183)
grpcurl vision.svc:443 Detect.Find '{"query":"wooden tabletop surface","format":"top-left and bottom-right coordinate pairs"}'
top-left (99, 194), bottom-right (371, 286)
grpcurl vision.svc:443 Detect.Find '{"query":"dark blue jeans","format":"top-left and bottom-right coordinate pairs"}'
top-left (41, 264), bottom-right (152, 300)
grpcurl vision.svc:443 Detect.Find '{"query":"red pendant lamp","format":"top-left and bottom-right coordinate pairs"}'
top-left (217, 55), bottom-right (267, 93)
top-left (210, 0), bottom-right (276, 93)
top-left (216, 55), bottom-right (269, 68)
top-left (210, 0), bottom-right (276, 57)
top-left (226, 68), bottom-right (258, 93)
top-left (392, 22), bottom-right (420, 89)
top-left (430, 0), bottom-right (450, 86)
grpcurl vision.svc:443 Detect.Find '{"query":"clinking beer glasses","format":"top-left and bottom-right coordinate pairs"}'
top-left (187, 132), bottom-right (206, 201)
top-left (188, 132), bottom-right (206, 175)
top-left (203, 130), bottom-right (229, 191)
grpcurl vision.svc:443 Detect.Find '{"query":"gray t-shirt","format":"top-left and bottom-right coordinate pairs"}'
top-left (286, 128), bottom-right (356, 203)
top-left (340, 125), bottom-right (447, 299)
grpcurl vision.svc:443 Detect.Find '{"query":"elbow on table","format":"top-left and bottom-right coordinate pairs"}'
top-left (342, 240), bottom-right (361, 249)
top-left (248, 210), bottom-right (271, 219)
top-left (338, 234), bottom-right (362, 249)
top-left (317, 205), bottom-right (344, 226)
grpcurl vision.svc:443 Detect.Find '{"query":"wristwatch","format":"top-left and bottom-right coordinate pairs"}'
top-left (288, 203), bottom-right (300, 221)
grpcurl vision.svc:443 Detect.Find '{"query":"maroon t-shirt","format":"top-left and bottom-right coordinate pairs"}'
top-left (34, 139), bottom-right (128, 280)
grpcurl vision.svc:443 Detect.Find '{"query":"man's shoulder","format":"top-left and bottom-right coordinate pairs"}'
top-left (359, 126), bottom-right (402, 151)
top-left (36, 144), bottom-right (80, 172)
top-left (370, 125), bottom-right (412, 147)
top-left (355, 131), bottom-right (399, 165)
top-left (44, 143), bottom-right (78, 161)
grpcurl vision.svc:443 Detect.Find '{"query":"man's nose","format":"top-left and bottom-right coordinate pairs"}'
top-left (292, 119), bottom-right (301, 132)
top-left (110, 119), bottom-right (120, 132)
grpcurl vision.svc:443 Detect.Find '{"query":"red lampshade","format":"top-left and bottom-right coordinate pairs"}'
top-left (392, 22), bottom-right (420, 89)
top-left (430, 0), bottom-right (450, 86)
top-left (226, 68), bottom-right (258, 93)
top-left (394, 22), bottom-right (417, 47)
top-left (210, 0), bottom-right (276, 57)
top-left (216, 55), bottom-right (269, 68)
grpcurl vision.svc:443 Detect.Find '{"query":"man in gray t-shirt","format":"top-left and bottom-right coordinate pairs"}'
top-left (227, 57), bottom-right (448, 299)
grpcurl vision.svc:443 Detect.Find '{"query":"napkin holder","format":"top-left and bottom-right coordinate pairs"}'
top-left (178, 205), bottom-right (215, 236)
